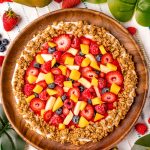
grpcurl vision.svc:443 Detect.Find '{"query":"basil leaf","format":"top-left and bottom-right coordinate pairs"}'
top-left (135, 134), bottom-right (150, 147)
top-left (132, 144), bottom-right (150, 150)
top-left (0, 105), bottom-right (8, 124)
top-left (84, 0), bottom-right (107, 4)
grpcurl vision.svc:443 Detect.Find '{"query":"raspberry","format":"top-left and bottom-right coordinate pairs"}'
top-left (135, 123), bottom-right (148, 135)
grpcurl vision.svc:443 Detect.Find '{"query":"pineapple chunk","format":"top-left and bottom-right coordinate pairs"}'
top-left (33, 85), bottom-right (43, 94)
top-left (41, 54), bottom-right (53, 62)
top-left (99, 45), bottom-right (107, 54)
top-left (80, 101), bottom-right (87, 110)
top-left (78, 77), bottom-right (91, 88)
top-left (47, 89), bottom-right (57, 96)
top-left (69, 70), bottom-right (81, 81)
top-left (107, 63), bottom-right (117, 71)
top-left (85, 54), bottom-right (96, 62)
top-left (63, 111), bottom-right (73, 125)
top-left (110, 83), bottom-right (121, 95)
top-left (52, 97), bottom-right (63, 112)
top-left (27, 75), bottom-right (37, 84)
top-left (92, 97), bottom-right (102, 105)
top-left (90, 61), bottom-right (100, 71)
top-left (44, 73), bottom-right (54, 84)
top-left (74, 101), bottom-right (82, 115)
top-left (91, 77), bottom-right (98, 87)
top-left (59, 123), bottom-right (65, 130)
top-left (66, 65), bottom-right (80, 70)
top-left (94, 87), bottom-right (101, 97)
top-left (64, 81), bottom-right (73, 88)
top-left (45, 96), bottom-right (56, 111)
top-left (94, 113), bottom-right (104, 121)
top-left (26, 95), bottom-right (35, 103)
top-left (67, 48), bottom-right (78, 56)
top-left (51, 58), bottom-right (56, 68)
top-left (41, 109), bottom-right (46, 117)
top-left (81, 58), bottom-right (91, 67)
top-left (80, 44), bottom-right (89, 54)
top-left (79, 116), bottom-right (89, 128)
top-left (36, 54), bottom-right (45, 64)
top-left (48, 42), bottom-right (56, 47)
top-left (100, 64), bottom-right (111, 73)
top-left (70, 94), bottom-right (78, 103)
top-left (36, 73), bottom-right (45, 83)
top-left (63, 87), bottom-right (70, 92)
top-left (64, 56), bottom-right (74, 65)
top-left (58, 65), bottom-right (67, 75)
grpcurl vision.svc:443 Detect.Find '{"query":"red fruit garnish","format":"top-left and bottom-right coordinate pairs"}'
top-left (51, 68), bottom-right (62, 75)
top-left (81, 66), bottom-right (92, 74)
top-left (23, 84), bottom-right (35, 96)
top-left (80, 36), bottom-right (91, 45)
top-left (106, 71), bottom-right (123, 86)
top-left (100, 72), bottom-right (105, 78)
top-left (73, 81), bottom-right (80, 87)
top-left (68, 87), bottom-right (80, 97)
top-left (44, 110), bottom-right (53, 122)
top-left (0, 56), bottom-right (4, 66)
top-left (101, 92), bottom-right (117, 103)
top-left (40, 61), bottom-right (51, 74)
top-left (82, 70), bottom-right (98, 79)
top-left (54, 34), bottom-right (71, 51)
top-left (63, 107), bottom-right (70, 116)
top-left (98, 78), bottom-right (106, 89)
top-left (59, 52), bottom-right (73, 64)
top-left (80, 105), bottom-right (94, 120)
top-left (50, 114), bottom-right (63, 126)
top-left (135, 123), bottom-right (148, 135)
top-left (66, 68), bottom-right (71, 78)
top-left (107, 103), bottom-right (114, 110)
top-left (39, 49), bottom-right (48, 54)
top-left (37, 80), bottom-right (47, 89)
top-left (26, 67), bottom-right (39, 76)
top-left (54, 0), bottom-right (62, 3)
top-left (89, 42), bottom-right (99, 55)
top-left (75, 55), bottom-right (84, 65)
top-left (127, 27), bottom-right (137, 35)
top-left (42, 42), bottom-right (49, 50)
top-left (62, 0), bottom-right (81, 8)
top-left (71, 36), bottom-right (80, 49)
top-left (54, 75), bottom-right (65, 87)
top-left (39, 90), bottom-right (49, 101)
top-left (0, 0), bottom-right (12, 3)
top-left (3, 8), bottom-right (20, 31)
top-left (29, 98), bottom-right (45, 113)
top-left (53, 51), bottom-right (62, 61)
top-left (101, 53), bottom-right (113, 65)
top-left (95, 104), bottom-right (107, 115)
top-left (82, 88), bottom-right (93, 99)
top-left (64, 99), bottom-right (74, 109)
top-left (148, 118), bottom-right (150, 124)
top-left (112, 60), bottom-right (121, 71)
top-left (54, 86), bottom-right (64, 97)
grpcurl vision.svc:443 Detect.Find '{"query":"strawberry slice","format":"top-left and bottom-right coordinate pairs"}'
top-left (54, 0), bottom-right (62, 3)
top-left (101, 92), bottom-right (117, 103)
top-left (64, 99), bottom-right (74, 109)
top-left (68, 87), bottom-right (80, 97)
top-left (62, 0), bottom-right (81, 8)
top-left (50, 114), bottom-right (63, 126)
top-left (26, 67), bottom-right (39, 76)
top-left (80, 105), bottom-right (94, 120)
top-left (112, 60), bottom-right (121, 71)
top-left (40, 61), bottom-right (51, 74)
top-left (100, 72), bottom-right (105, 78)
top-left (81, 66), bottom-right (92, 74)
top-left (82, 70), bottom-right (98, 79)
top-left (51, 68), bottom-right (62, 75)
top-left (54, 75), bottom-right (65, 87)
top-left (89, 42), bottom-right (99, 55)
top-left (66, 68), bottom-right (71, 78)
top-left (63, 107), bottom-right (70, 116)
top-left (42, 42), bottom-right (49, 50)
top-left (71, 36), bottom-right (80, 49)
top-left (59, 52), bottom-right (73, 64)
top-left (23, 84), bottom-right (35, 96)
top-left (98, 78), bottom-right (106, 89)
top-left (39, 49), bottom-right (48, 54)
top-left (73, 81), bottom-right (81, 87)
top-left (106, 71), bottom-right (123, 86)
top-left (74, 55), bottom-right (84, 65)
top-left (54, 34), bottom-right (71, 51)
top-left (37, 80), bottom-right (47, 89)
top-left (39, 90), bottom-right (49, 101)
top-left (54, 86), bottom-right (64, 97)
top-left (80, 36), bottom-right (91, 45)
top-left (95, 104), bottom-right (107, 115)
top-left (107, 103), bottom-right (114, 110)
top-left (29, 98), bottom-right (45, 113)
top-left (82, 88), bottom-right (93, 99)
top-left (53, 51), bottom-right (62, 61)
top-left (44, 110), bottom-right (53, 122)
top-left (101, 53), bottom-right (113, 65)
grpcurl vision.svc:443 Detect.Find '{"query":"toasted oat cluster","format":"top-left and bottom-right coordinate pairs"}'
top-left (13, 21), bottom-right (137, 145)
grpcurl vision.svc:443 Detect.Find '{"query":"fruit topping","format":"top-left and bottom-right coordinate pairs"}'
top-left (101, 92), bottom-right (117, 103)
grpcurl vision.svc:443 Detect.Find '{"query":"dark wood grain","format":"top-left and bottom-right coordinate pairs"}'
top-left (0, 9), bottom-right (149, 150)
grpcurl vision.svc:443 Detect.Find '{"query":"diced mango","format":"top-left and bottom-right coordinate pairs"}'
top-left (47, 89), bottom-right (57, 96)
top-left (78, 77), bottom-right (91, 88)
top-left (91, 77), bottom-right (98, 87)
top-left (45, 96), bottom-right (56, 111)
top-left (99, 45), bottom-right (107, 54)
top-left (67, 48), bottom-right (78, 56)
top-left (81, 58), bottom-right (91, 67)
top-left (59, 123), bottom-right (65, 130)
top-left (66, 65), bottom-right (80, 70)
top-left (44, 73), bottom-right (54, 84)
top-left (36, 73), bottom-right (45, 83)
top-left (69, 70), bottom-right (81, 81)
top-left (58, 65), bottom-right (67, 75)
top-left (51, 58), bottom-right (56, 68)
top-left (33, 85), bottom-right (43, 94)
top-left (26, 95), bottom-right (35, 103)
top-left (92, 97), bottom-right (102, 105)
top-left (36, 54), bottom-right (45, 64)
top-left (79, 116), bottom-right (89, 128)
top-left (70, 94), bottom-right (78, 103)
top-left (85, 54), bottom-right (96, 62)
top-left (100, 64), bottom-right (111, 73)
top-left (80, 101), bottom-right (87, 110)
top-left (63, 111), bottom-right (73, 125)
top-left (41, 109), bottom-right (46, 117)
top-left (90, 61), bottom-right (100, 71)
top-left (48, 42), bottom-right (56, 47)
top-left (41, 54), bottom-right (53, 62)
top-left (27, 75), bottom-right (37, 84)
top-left (63, 87), bottom-right (70, 92)
top-left (64, 57), bottom-right (74, 65)
top-left (64, 81), bottom-right (73, 88)
top-left (94, 113), bottom-right (104, 121)
top-left (110, 83), bottom-right (121, 95)
top-left (52, 97), bottom-right (63, 112)
top-left (80, 44), bottom-right (89, 54)
top-left (107, 63), bottom-right (117, 71)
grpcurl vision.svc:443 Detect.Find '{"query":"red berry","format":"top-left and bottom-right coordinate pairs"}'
top-left (53, 51), bottom-right (62, 61)
top-left (54, 75), bottom-right (65, 87)
top-left (23, 84), bottom-right (35, 96)
top-left (82, 88), bottom-right (93, 99)
top-left (54, 86), bottom-right (64, 97)
top-left (73, 81), bottom-right (81, 87)
top-left (63, 107), bottom-right (70, 116)
top-left (64, 99), bottom-right (74, 109)
top-left (71, 36), bottom-right (80, 49)
top-left (98, 78), bottom-right (106, 89)
top-left (51, 68), bottom-right (62, 75)
top-left (66, 68), bottom-right (71, 78)
top-left (127, 27), bottom-right (137, 35)
top-left (42, 42), bottom-right (49, 50)
top-left (80, 105), bottom-right (94, 120)
top-left (74, 55), bottom-right (84, 65)
top-left (44, 110), bottom-right (53, 122)
top-left (40, 61), bottom-right (51, 74)
top-left (95, 104), bottom-right (107, 115)
top-left (29, 98), bottom-right (45, 113)
top-left (37, 80), bottom-right (47, 89)
top-left (68, 87), bottom-right (80, 97)
top-left (107, 103), bottom-right (114, 110)
top-left (135, 123), bottom-right (148, 135)
top-left (106, 71), bottom-right (123, 86)
top-left (112, 60), bottom-right (121, 71)
top-left (80, 36), bottom-right (91, 45)
top-left (62, 0), bottom-right (81, 8)
top-left (100, 72), bottom-right (105, 78)
top-left (39, 90), bottom-right (49, 101)
top-left (50, 114), bottom-right (63, 126)
top-left (148, 118), bottom-right (150, 124)
top-left (101, 53), bottom-right (113, 65)
top-left (89, 42), bottom-right (99, 55)
top-left (59, 52), bottom-right (73, 64)
top-left (26, 67), bottom-right (39, 76)
top-left (82, 70), bottom-right (98, 79)
top-left (81, 66), bottom-right (92, 74)
top-left (0, 56), bottom-right (4, 66)
top-left (54, 34), bottom-right (71, 51)
top-left (101, 92), bottom-right (117, 103)
top-left (54, 0), bottom-right (62, 3)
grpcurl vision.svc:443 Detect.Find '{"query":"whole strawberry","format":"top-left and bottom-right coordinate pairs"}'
top-left (3, 8), bottom-right (20, 32)
top-left (62, 0), bottom-right (81, 8)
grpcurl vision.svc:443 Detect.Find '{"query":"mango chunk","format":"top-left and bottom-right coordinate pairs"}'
top-left (59, 123), bottom-right (65, 130)
top-left (44, 73), bottom-right (54, 84)
top-left (58, 65), bottom-right (67, 75)
top-left (81, 58), bottom-right (91, 67)
top-left (48, 42), bottom-right (56, 47)
top-left (94, 113), bottom-right (104, 121)
top-left (26, 95), bottom-right (35, 103)
top-left (110, 83), bottom-right (121, 95)
top-left (79, 116), bottom-right (89, 128)
top-left (107, 63), bottom-right (117, 71)
top-left (47, 89), bottom-right (57, 96)
top-left (64, 56), bottom-right (74, 65)
top-left (80, 44), bottom-right (89, 54)
top-left (78, 77), bottom-right (91, 88)
top-left (52, 97), bottom-right (63, 112)
top-left (36, 54), bottom-right (45, 64)
top-left (27, 75), bottom-right (37, 84)
top-left (70, 94), bottom-right (78, 103)
top-left (99, 45), bottom-right (107, 54)
top-left (92, 97), bottom-right (102, 105)
top-left (33, 85), bottom-right (43, 94)
top-left (63, 111), bottom-right (73, 125)
top-left (100, 64), bottom-right (111, 73)
top-left (90, 61), bottom-right (100, 71)
top-left (63, 87), bottom-right (70, 92)
top-left (41, 109), bottom-right (46, 117)
top-left (51, 58), bottom-right (56, 68)
top-left (64, 81), bottom-right (73, 88)
top-left (80, 101), bottom-right (87, 110)
top-left (69, 70), bottom-right (81, 81)
top-left (91, 77), bottom-right (98, 87)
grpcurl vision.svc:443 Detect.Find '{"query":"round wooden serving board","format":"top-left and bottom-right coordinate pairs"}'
top-left (0, 9), bottom-right (149, 150)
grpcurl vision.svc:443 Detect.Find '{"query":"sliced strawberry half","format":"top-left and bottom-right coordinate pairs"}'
top-left (63, 107), bottom-right (70, 116)
top-left (59, 52), bottom-right (73, 64)
top-left (50, 114), bottom-right (63, 126)
top-left (75, 55), bottom-right (84, 65)
top-left (53, 51), bottom-right (62, 61)
top-left (39, 90), bottom-right (49, 101)
top-left (89, 42), bottom-right (99, 55)
top-left (82, 88), bottom-right (93, 99)
top-left (80, 36), bottom-right (91, 45)
top-left (71, 36), bottom-right (80, 49)
top-left (64, 99), bottom-right (74, 109)
top-left (23, 84), bottom-right (35, 96)
top-left (54, 34), bottom-right (71, 51)
top-left (112, 60), bottom-right (121, 71)
top-left (51, 68), bottom-right (62, 75)
top-left (101, 53), bottom-right (113, 65)
top-left (40, 61), bottom-right (51, 74)
top-left (81, 66), bottom-right (92, 74)
top-left (54, 86), bottom-right (64, 97)
top-left (73, 81), bottom-right (81, 87)
top-left (66, 68), bottom-right (71, 78)
top-left (42, 42), bottom-right (49, 49)
top-left (26, 67), bottom-right (39, 76)
top-left (68, 87), bottom-right (80, 97)
top-left (44, 110), bottom-right (53, 123)
top-left (37, 80), bottom-right (47, 89)
top-left (95, 103), bottom-right (107, 115)
top-left (54, 75), bottom-right (65, 87)
top-left (82, 70), bottom-right (98, 79)
top-left (101, 92), bottom-right (117, 103)
top-left (98, 78), bottom-right (107, 89)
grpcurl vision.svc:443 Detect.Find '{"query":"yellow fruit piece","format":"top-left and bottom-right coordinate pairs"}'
top-left (100, 64), bottom-right (111, 73)
top-left (47, 89), bottom-right (57, 96)
top-left (92, 97), bottom-right (102, 105)
top-left (58, 65), bottom-right (67, 75)
top-left (99, 45), bottom-right (107, 54)
top-left (91, 77), bottom-right (98, 87)
top-left (52, 97), bottom-right (63, 112)
top-left (59, 123), bottom-right (65, 130)
top-left (63, 87), bottom-right (69, 92)
top-left (48, 42), bottom-right (56, 47)
top-left (78, 77), bottom-right (91, 88)
top-left (69, 70), bottom-right (81, 81)
top-left (45, 96), bottom-right (56, 111)
top-left (64, 57), bottom-right (74, 65)
top-left (70, 94), bottom-right (78, 103)
top-left (26, 95), bottom-right (35, 103)
top-left (79, 116), bottom-right (89, 128)
top-left (33, 85), bottom-right (43, 94)
top-left (63, 111), bottom-right (73, 125)
top-left (36, 54), bottom-right (45, 64)
top-left (90, 61), bottom-right (100, 71)
top-left (81, 58), bottom-right (91, 67)
top-left (80, 101), bottom-right (87, 110)
top-left (64, 81), bottom-right (73, 88)
top-left (94, 113), bottom-right (104, 122)
top-left (51, 58), bottom-right (56, 68)
top-left (110, 83), bottom-right (121, 95)
top-left (41, 109), bottom-right (46, 117)
top-left (27, 75), bottom-right (37, 84)
top-left (80, 44), bottom-right (89, 54)
top-left (44, 73), bottom-right (54, 84)
top-left (107, 63), bottom-right (117, 71)
top-left (74, 101), bottom-right (82, 115)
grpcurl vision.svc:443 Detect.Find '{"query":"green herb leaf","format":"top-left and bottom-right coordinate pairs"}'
top-left (84, 0), bottom-right (107, 4)
top-left (132, 144), bottom-right (150, 150)
top-left (135, 134), bottom-right (150, 147)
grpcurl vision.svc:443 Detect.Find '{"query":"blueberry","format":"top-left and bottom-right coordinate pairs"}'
top-left (34, 93), bottom-right (39, 98)
top-left (48, 83), bottom-right (56, 89)
top-left (72, 116), bottom-right (80, 124)
top-left (87, 99), bottom-right (92, 104)
top-left (56, 108), bottom-right (62, 115)
top-left (2, 39), bottom-right (9, 46)
top-left (79, 86), bottom-right (84, 92)
top-left (79, 51), bottom-right (85, 56)
top-left (95, 54), bottom-right (102, 62)
top-left (68, 78), bottom-right (74, 82)
top-left (95, 70), bottom-right (100, 75)
top-left (0, 34), bottom-right (2, 38)
top-left (48, 47), bottom-right (56, 54)
top-left (102, 87), bottom-right (110, 94)
top-left (54, 62), bottom-right (60, 67)
top-left (34, 62), bottom-right (41, 68)
top-left (61, 94), bottom-right (67, 101)
top-left (0, 45), bottom-right (6, 52)
top-left (0, 41), bottom-right (2, 45)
